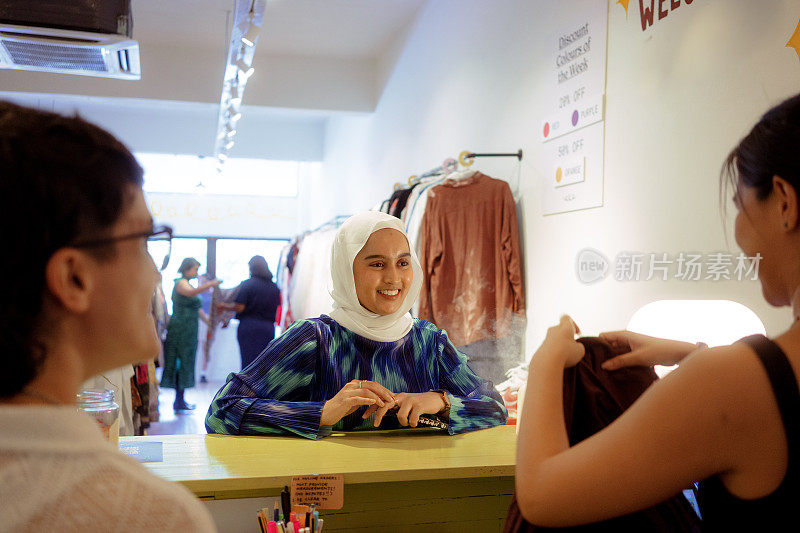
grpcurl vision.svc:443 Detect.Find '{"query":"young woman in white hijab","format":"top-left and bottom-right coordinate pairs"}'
top-left (206, 211), bottom-right (507, 439)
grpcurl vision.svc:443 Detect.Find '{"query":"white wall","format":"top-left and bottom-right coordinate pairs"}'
top-left (321, 0), bottom-right (800, 355)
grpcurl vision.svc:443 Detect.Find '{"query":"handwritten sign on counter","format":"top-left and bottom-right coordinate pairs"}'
top-left (291, 474), bottom-right (344, 509)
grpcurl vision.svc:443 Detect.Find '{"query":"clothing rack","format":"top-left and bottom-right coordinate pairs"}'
top-left (419, 157), bottom-right (459, 179)
top-left (406, 157), bottom-right (459, 186)
top-left (398, 150), bottom-right (523, 190)
top-left (459, 149), bottom-right (523, 166)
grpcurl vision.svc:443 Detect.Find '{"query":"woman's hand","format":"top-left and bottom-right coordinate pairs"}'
top-left (598, 330), bottom-right (698, 371)
top-left (321, 380), bottom-right (396, 427)
top-left (535, 315), bottom-right (585, 368)
top-left (203, 279), bottom-right (222, 291)
top-left (380, 391), bottom-right (446, 428)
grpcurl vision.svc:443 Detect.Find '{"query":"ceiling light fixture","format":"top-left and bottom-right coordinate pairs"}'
top-left (213, 0), bottom-right (266, 167)
top-left (241, 17), bottom-right (261, 47)
top-left (230, 84), bottom-right (241, 105)
top-left (218, 124), bottom-right (236, 140)
top-left (236, 58), bottom-right (254, 78)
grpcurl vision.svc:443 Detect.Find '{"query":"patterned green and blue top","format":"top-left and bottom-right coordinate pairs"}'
top-left (205, 315), bottom-right (508, 439)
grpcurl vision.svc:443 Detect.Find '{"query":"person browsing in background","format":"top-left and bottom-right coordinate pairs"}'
top-left (515, 92), bottom-right (800, 531)
top-left (216, 255), bottom-right (281, 371)
top-left (162, 258), bottom-right (221, 412)
top-left (205, 211), bottom-right (507, 439)
top-left (0, 101), bottom-right (215, 531)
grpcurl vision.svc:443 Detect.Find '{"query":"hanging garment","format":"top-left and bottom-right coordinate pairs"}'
top-left (387, 185), bottom-right (416, 218)
top-left (403, 175), bottom-right (448, 316)
top-left (503, 337), bottom-right (702, 532)
top-left (275, 242), bottom-right (295, 329)
top-left (150, 283), bottom-right (168, 368)
top-left (288, 228), bottom-right (337, 320)
top-left (207, 285), bottom-right (239, 348)
top-left (418, 172), bottom-right (525, 347)
top-left (403, 175), bottom-right (447, 250)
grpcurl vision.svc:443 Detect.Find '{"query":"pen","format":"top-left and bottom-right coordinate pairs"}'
top-left (274, 500), bottom-right (281, 522)
top-left (316, 519), bottom-right (324, 533)
top-left (281, 485), bottom-right (291, 521)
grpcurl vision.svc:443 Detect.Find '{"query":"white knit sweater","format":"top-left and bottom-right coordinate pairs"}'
top-left (0, 406), bottom-right (216, 532)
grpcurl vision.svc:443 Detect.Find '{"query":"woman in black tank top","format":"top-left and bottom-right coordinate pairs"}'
top-left (512, 94), bottom-right (800, 531)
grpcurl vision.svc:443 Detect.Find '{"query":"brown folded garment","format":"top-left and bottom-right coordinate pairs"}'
top-left (504, 336), bottom-right (702, 532)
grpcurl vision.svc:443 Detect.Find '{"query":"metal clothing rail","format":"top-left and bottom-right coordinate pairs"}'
top-left (398, 150), bottom-right (523, 190)
top-left (460, 149), bottom-right (523, 165)
top-left (419, 157), bottom-right (459, 179)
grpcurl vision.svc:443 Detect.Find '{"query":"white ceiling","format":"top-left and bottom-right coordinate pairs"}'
top-left (0, 0), bottom-right (426, 111)
top-left (0, 0), bottom-right (426, 157)
top-left (133, 0), bottom-right (425, 58)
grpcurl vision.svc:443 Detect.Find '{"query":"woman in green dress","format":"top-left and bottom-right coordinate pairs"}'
top-left (162, 257), bottom-right (221, 411)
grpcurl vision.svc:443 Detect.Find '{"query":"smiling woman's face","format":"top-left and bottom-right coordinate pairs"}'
top-left (352, 228), bottom-right (413, 315)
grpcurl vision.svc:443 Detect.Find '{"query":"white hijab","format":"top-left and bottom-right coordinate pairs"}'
top-left (328, 211), bottom-right (423, 342)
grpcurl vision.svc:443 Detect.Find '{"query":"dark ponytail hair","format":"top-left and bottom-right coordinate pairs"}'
top-left (0, 101), bottom-right (143, 398)
top-left (722, 93), bottom-right (800, 205)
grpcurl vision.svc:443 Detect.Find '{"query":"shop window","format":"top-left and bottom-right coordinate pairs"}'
top-left (137, 152), bottom-right (299, 197)
top-left (215, 238), bottom-right (288, 291)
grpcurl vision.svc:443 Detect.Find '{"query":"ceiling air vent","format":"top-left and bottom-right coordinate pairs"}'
top-left (0, 25), bottom-right (140, 79)
top-left (0, 0), bottom-right (140, 80)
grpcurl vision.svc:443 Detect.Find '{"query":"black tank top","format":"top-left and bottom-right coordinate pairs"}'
top-left (698, 334), bottom-right (800, 531)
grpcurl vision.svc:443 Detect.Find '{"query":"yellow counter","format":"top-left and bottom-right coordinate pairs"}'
top-left (121, 425), bottom-right (517, 532)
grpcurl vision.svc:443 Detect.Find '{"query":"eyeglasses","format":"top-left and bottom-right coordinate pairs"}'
top-left (71, 225), bottom-right (173, 271)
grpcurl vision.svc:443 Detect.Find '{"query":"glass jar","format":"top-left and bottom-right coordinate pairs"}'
top-left (76, 388), bottom-right (120, 446)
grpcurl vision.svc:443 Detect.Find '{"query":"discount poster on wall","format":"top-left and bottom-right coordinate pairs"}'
top-left (540, 0), bottom-right (607, 215)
